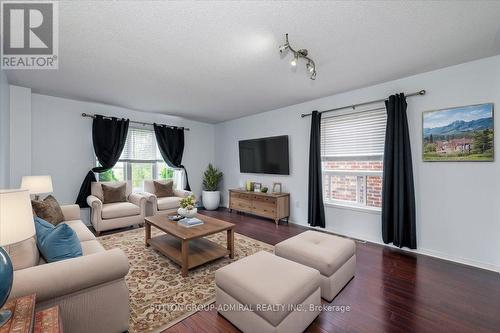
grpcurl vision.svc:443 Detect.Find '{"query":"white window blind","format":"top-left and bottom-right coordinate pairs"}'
top-left (321, 108), bottom-right (387, 159)
top-left (120, 128), bottom-right (162, 162)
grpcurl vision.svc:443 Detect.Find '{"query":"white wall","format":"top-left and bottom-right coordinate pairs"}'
top-left (9, 86), bottom-right (32, 187)
top-left (215, 55), bottom-right (500, 271)
top-left (10, 92), bottom-right (215, 224)
top-left (0, 70), bottom-right (9, 188)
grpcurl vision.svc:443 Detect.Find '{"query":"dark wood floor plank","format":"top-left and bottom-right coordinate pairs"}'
top-left (114, 208), bottom-right (499, 333)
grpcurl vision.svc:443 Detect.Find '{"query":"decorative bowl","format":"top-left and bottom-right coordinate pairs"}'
top-left (177, 207), bottom-right (197, 218)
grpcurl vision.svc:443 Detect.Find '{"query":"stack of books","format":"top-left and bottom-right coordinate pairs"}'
top-left (177, 217), bottom-right (204, 228)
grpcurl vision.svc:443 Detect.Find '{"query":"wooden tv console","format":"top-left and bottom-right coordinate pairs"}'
top-left (228, 189), bottom-right (290, 225)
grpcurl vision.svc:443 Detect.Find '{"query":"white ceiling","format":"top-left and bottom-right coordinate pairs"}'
top-left (5, 1), bottom-right (500, 123)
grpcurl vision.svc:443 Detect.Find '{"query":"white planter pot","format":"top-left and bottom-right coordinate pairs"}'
top-left (202, 190), bottom-right (220, 210)
top-left (177, 207), bottom-right (197, 218)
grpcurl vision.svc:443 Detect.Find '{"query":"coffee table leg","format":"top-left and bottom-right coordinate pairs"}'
top-left (181, 240), bottom-right (189, 277)
top-left (145, 221), bottom-right (151, 247)
top-left (227, 229), bottom-right (235, 259)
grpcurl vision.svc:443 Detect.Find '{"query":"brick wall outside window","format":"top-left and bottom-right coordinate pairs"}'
top-left (322, 160), bottom-right (383, 208)
top-left (366, 176), bottom-right (382, 207)
top-left (329, 175), bottom-right (357, 202)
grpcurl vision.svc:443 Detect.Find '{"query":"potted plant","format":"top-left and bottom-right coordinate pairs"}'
top-left (178, 195), bottom-right (197, 217)
top-left (202, 164), bottom-right (223, 210)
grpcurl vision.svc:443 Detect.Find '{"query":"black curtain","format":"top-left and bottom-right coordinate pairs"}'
top-left (153, 124), bottom-right (191, 191)
top-left (308, 111), bottom-right (325, 228)
top-left (75, 115), bottom-right (129, 207)
top-left (382, 93), bottom-right (416, 249)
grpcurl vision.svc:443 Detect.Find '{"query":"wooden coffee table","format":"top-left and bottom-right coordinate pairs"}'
top-left (144, 213), bottom-right (235, 277)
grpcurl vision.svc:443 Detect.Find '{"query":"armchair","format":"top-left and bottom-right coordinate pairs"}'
top-left (87, 181), bottom-right (146, 235)
top-left (143, 179), bottom-right (193, 216)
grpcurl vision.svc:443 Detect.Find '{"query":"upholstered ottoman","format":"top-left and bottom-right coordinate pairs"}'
top-left (275, 231), bottom-right (356, 302)
top-left (215, 251), bottom-right (321, 333)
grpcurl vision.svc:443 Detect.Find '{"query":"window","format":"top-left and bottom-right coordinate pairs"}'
top-left (98, 128), bottom-right (174, 191)
top-left (321, 108), bottom-right (386, 210)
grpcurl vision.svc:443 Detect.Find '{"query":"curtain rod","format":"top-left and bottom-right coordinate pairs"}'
top-left (300, 90), bottom-right (426, 118)
top-left (81, 113), bottom-right (190, 131)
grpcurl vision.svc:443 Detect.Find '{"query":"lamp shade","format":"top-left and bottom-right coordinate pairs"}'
top-left (20, 175), bottom-right (53, 195)
top-left (0, 190), bottom-right (35, 246)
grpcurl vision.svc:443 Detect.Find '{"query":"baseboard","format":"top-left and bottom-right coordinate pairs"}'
top-left (299, 223), bottom-right (500, 273)
top-left (396, 246), bottom-right (500, 273)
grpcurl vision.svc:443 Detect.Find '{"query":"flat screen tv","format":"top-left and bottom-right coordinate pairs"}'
top-left (239, 135), bottom-right (289, 175)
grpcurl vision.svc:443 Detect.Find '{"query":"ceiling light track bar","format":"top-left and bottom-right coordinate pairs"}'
top-left (300, 90), bottom-right (426, 118)
top-left (81, 113), bottom-right (190, 131)
top-left (279, 33), bottom-right (317, 80)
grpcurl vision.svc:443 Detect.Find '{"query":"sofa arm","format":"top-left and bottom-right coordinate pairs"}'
top-left (10, 248), bottom-right (129, 302)
top-left (143, 192), bottom-right (157, 216)
top-left (128, 193), bottom-right (146, 207)
top-left (142, 192), bottom-right (157, 202)
top-left (60, 204), bottom-right (81, 221)
top-left (87, 195), bottom-right (103, 210)
top-left (174, 189), bottom-right (193, 198)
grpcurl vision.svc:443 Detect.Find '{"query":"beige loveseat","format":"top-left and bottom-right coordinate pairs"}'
top-left (87, 181), bottom-right (146, 235)
top-left (7, 204), bottom-right (130, 333)
top-left (143, 179), bottom-right (192, 216)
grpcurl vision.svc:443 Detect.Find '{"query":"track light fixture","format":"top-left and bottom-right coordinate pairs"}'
top-left (279, 33), bottom-right (317, 80)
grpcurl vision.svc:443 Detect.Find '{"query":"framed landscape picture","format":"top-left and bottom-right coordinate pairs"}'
top-left (423, 103), bottom-right (494, 162)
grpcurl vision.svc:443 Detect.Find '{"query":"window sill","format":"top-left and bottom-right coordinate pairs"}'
top-left (324, 202), bottom-right (381, 215)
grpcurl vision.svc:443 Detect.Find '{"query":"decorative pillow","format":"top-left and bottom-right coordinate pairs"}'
top-left (102, 183), bottom-right (127, 204)
top-left (154, 180), bottom-right (174, 198)
top-left (33, 217), bottom-right (83, 263)
top-left (31, 195), bottom-right (65, 225)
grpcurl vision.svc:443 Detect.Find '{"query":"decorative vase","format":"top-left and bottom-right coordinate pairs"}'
top-left (246, 181), bottom-right (253, 191)
top-left (202, 190), bottom-right (220, 210)
top-left (0, 247), bottom-right (13, 326)
top-left (177, 207), bottom-right (197, 218)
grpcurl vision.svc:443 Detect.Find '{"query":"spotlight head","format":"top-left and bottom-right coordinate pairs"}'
top-left (290, 54), bottom-right (298, 67)
top-left (279, 43), bottom-right (288, 53)
top-left (310, 70), bottom-right (317, 80)
top-left (307, 61), bottom-right (315, 73)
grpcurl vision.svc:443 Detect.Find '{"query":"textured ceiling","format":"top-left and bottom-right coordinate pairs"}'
top-left (5, 1), bottom-right (500, 123)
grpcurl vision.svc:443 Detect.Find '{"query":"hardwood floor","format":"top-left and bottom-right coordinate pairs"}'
top-left (146, 209), bottom-right (499, 333)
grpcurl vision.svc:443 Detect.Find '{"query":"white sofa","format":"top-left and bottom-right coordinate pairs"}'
top-left (87, 181), bottom-right (146, 235)
top-left (143, 179), bottom-right (192, 216)
top-left (8, 204), bottom-right (130, 333)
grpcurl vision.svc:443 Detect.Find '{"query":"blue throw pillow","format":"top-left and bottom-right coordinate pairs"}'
top-left (34, 217), bottom-right (83, 263)
top-left (34, 216), bottom-right (54, 243)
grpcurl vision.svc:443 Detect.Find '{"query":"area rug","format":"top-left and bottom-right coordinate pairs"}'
top-left (99, 227), bottom-right (273, 333)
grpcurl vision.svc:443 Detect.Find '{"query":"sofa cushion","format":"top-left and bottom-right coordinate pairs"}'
top-left (8, 237), bottom-right (40, 271)
top-left (101, 202), bottom-right (140, 219)
top-left (274, 231), bottom-right (356, 277)
top-left (64, 220), bottom-right (96, 242)
top-left (91, 181), bottom-right (131, 202)
top-left (102, 183), bottom-right (127, 204)
top-left (215, 251), bottom-right (320, 326)
top-left (157, 196), bottom-right (182, 210)
top-left (31, 195), bottom-right (65, 225)
top-left (34, 217), bottom-right (83, 263)
top-left (154, 180), bottom-right (174, 198)
top-left (144, 179), bottom-right (173, 195)
top-left (81, 240), bottom-right (105, 255)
